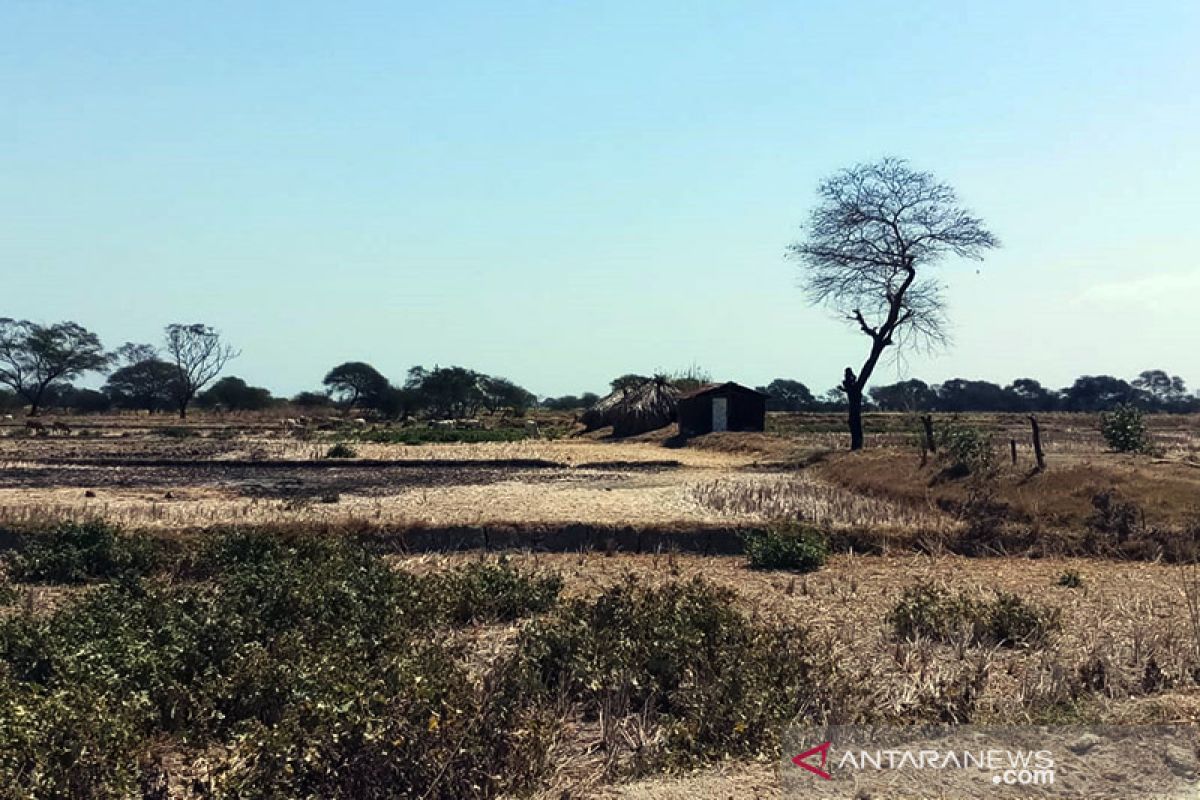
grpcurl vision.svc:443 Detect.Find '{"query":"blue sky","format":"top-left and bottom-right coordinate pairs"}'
top-left (3, 1), bottom-right (1198, 397)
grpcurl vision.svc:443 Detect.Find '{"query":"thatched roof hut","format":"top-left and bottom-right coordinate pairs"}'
top-left (580, 378), bottom-right (680, 437)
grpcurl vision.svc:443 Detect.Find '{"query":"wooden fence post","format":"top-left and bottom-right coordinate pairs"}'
top-left (1010, 438), bottom-right (1018, 466)
top-left (1029, 415), bottom-right (1046, 471)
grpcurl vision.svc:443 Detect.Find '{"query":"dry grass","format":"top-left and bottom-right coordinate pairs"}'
top-left (688, 472), bottom-right (957, 533)
top-left (392, 549), bottom-right (1200, 798)
top-left (817, 446), bottom-right (1200, 532)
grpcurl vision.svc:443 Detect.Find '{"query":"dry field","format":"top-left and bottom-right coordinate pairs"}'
top-left (2, 411), bottom-right (1200, 798)
top-left (1, 411), bottom-right (1195, 544)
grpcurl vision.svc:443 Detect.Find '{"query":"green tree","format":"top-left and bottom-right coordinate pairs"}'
top-left (758, 378), bottom-right (816, 412)
top-left (322, 362), bottom-right (389, 411)
top-left (0, 319), bottom-right (109, 416)
top-left (479, 375), bottom-right (536, 415)
top-left (197, 376), bottom-right (274, 411)
top-left (104, 358), bottom-right (179, 413)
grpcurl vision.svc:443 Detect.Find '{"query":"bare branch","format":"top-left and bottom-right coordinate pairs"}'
top-left (786, 157), bottom-right (998, 449)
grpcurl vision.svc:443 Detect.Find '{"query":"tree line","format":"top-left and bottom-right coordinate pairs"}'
top-left (0, 318), bottom-right (542, 419)
top-left (756, 371), bottom-right (1199, 414)
top-left (1, 317), bottom-right (1194, 419)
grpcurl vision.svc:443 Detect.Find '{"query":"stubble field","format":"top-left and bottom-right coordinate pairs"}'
top-left (1, 411), bottom-right (1199, 798)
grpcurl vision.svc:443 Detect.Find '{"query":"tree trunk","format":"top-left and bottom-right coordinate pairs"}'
top-left (921, 414), bottom-right (936, 454)
top-left (847, 386), bottom-right (864, 451)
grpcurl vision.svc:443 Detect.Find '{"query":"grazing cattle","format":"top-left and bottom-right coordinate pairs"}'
top-left (50, 421), bottom-right (72, 436)
top-left (524, 419), bottom-right (540, 437)
top-left (24, 420), bottom-right (46, 435)
top-left (351, 417), bottom-right (368, 426)
top-left (431, 419), bottom-right (456, 429)
top-left (456, 419), bottom-right (483, 430)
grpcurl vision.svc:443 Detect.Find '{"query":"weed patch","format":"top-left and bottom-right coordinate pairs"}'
top-left (887, 585), bottom-right (1061, 648)
top-left (742, 525), bottom-right (828, 571)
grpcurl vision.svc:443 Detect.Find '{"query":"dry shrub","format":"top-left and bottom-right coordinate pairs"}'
top-left (887, 584), bottom-right (1061, 648)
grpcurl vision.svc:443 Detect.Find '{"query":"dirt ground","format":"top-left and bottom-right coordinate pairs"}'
top-left (5, 412), bottom-right (1195, 538)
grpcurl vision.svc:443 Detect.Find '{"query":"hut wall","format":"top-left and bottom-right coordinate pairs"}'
top-left (678, 386), bottom-right (766, 435)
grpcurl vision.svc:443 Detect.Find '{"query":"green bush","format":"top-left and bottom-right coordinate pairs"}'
top-left (6, 521), bottom-right (160, 584)
top-left (521, 576), bottom-right (826, 767)
top-left (887, 585), bottom-right (1060, 648)
top-left (0, 531), bottom-right (565, 799)
top-left (1056, 569), bottom-right (1084, 588)
top-left (938, 424), bottom-right (996, 475)
top-left (325, 442), bottom-right (358, 458)
top-left (742, 525), bottom-right (827, 571)
top-left (1100, 404), bottom-right (1149, 453)
top-left (429, 558), bottom-right (563, 624)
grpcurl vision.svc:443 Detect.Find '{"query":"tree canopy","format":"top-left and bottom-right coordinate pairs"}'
top-left (0, 319), bottom-right (109, 415)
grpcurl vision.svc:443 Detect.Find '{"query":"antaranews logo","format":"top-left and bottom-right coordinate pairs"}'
top-left (790, 741), bottom-right (1055, 786)
top-left (785, 725), bottom-right (1200, 799)
top-left (791, 741), bottom-right (832, 780)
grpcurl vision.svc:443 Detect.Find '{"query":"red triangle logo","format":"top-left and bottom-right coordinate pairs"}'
top-left (792, 741), bottom-right (833, 780)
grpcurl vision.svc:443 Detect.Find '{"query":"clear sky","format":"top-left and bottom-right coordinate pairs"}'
top-left (4, 1), bottom-right (1198, 397)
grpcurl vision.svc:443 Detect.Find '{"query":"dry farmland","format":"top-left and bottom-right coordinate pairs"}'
top-left (2, 411), bottom-right (1200, 799)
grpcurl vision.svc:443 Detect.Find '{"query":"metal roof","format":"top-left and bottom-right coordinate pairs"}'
top-left (677, 381), bottom-right (769, 400)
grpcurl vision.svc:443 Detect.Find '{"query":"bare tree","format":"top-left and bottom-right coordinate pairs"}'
top-left (164, 324), bottom-right (239, 418)
top-left (788, 158), bottom-right (998, 450)
top-left (0, 318), bottom-right (109, 416)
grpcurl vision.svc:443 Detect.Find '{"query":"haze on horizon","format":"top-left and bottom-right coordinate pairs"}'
top-left (3, 1), bottom-right (1198, 398)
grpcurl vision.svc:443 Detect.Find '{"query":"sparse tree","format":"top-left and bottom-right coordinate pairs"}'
top-left (0, 319), bottom-right (109, 416)
top-left (789, 158), bottom-right (998, 449)
top-left (163, 324), bottom-right (239, 419)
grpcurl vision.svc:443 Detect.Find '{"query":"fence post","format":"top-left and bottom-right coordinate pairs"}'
top-left (1029, 415), bottom-right (1046, 471)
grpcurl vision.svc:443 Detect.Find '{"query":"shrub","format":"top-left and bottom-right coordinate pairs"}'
top-left (521, 576), bottom-right (827, 767)
top-left (1100, 404), bottom-right (1148, 453)
top-left (887, 585), bottom-right (1060, 648)
top-left (938, 424), bottom-right (996, 476)
top-left (742, 525), bottom-right (828, 572)
top-left (429, 558), bottom-right (563, 624)
top-left (1056, 569), bottom-right (1084, 588)
top-left (0, 531), bottom-right (564, 798)
top-left (1087, 489), bottom-right (1141, 543)
top-left (325, 442), bottom-right (357, 459)
top-left (6, 521), bottom-right (160, 584)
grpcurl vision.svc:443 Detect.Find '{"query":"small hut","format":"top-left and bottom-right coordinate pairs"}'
top-left (580, 378), bottom-right (680, 437)
top-left (677, 382), bottom-right (766, 436)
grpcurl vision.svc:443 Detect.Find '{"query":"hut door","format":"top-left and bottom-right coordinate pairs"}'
top-left (711, 397), bottom-right (728, 432)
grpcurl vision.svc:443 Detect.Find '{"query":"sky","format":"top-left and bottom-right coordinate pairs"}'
top-left (3, 1), bottom-right (1198, 398)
